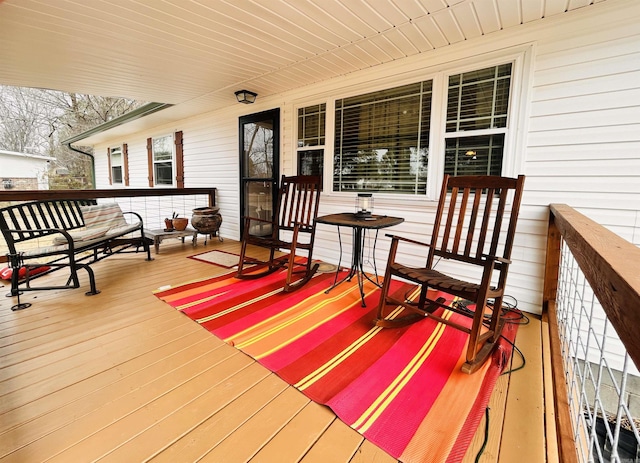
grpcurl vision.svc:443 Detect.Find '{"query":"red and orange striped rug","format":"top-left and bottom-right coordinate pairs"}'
top-left (154, 267), bottom-right (517, 463)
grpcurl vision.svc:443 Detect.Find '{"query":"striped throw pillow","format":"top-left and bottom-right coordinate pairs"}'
top-left (80, 203), bottom-right (128, 230)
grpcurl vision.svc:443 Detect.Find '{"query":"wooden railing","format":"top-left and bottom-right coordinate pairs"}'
top-left (0, 188), bottom-right (217, 263)
top-left (543, 204), bottom-right (640, 463)
top-left (0, 188), bottom-right (216, 204)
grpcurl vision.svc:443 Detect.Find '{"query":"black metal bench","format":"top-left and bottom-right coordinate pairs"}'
top-left (0, 199), bottom-right (152, 299)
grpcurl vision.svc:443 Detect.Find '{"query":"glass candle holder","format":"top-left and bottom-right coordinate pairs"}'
top-left (355, 193), bottom-right (373, 217)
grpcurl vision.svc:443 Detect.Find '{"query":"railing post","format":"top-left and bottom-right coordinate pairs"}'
top-left (544, 208), bottom-right (580, 463)
top-left (543, 212), bottom-right (561, 312)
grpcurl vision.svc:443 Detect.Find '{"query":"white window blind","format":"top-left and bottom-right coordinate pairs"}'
top-left (334, 81), bottom-right (432, 194)
top-left (444, 63), bottom-right (512, 177)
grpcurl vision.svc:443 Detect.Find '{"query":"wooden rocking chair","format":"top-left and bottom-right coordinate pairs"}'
top-left (236, 175), bottom-right (322, 292)
top-left (375, 174), bottom-right (525, 373)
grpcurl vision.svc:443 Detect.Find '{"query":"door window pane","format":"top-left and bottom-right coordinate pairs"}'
top-left (244, 181), bottom-right (273, 236)
top-left (243, 122), bottom-right (274, 178)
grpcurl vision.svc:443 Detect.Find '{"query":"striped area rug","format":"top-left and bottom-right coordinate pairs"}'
top-left (154, 267), bottom-right (517, 463)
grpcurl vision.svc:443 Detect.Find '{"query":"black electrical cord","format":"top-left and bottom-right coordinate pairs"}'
top-left (500, 337), bottom-right (526, 375)
top-left (475, 407), bottom-right (490, 462)
top-left (396, 288), bottom-right (528, 375)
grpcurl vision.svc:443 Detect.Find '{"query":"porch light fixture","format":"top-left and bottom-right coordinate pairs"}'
top-left (234, 90), bottom-right (258, 104)
top-left (355, 193), bottom-right (373, 218)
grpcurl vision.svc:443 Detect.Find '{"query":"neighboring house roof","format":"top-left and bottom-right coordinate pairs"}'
top-left (0, 0), bottom-right (616, 145)
top-left (0, 150), bottom-right (56, 163)
top-left (0, 150), bottom-right (55, 185)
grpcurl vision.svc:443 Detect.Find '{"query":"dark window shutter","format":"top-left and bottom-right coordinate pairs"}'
top-left (147, 137), bottom-right (154, 187)
top-left (175, 131), bottom-right (184, 188)
top-left (107, 147), bottom-right (112, 185)
top-left (123, 143), bottom-right (130, 186)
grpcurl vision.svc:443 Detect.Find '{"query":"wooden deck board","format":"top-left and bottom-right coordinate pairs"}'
top-left (499, 315), bottom-right (546, 463)
top-left (149, 373), bottom-right (291, 463)
top-left (250, 401), bottom-right (336, 462)
top-left (0, 330), bottom-right (209, 439)
top-left (300, 419), bottom-right (364, 463)
top-left (97, 362), bottom-right (273, 462)
top-left (200, 386), bottom-right (310, 462)
top-left (0, 240), bottom-right (548, 462)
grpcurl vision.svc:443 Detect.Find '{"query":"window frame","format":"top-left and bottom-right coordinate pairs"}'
top-left (151, 134), bottom-right (176, 187)
top-left (295, 103), bottom-right (327, 187)
top-left (332, 80), bottom-right (433, 195)
top-left (109, 145), bottom-right (124, 185)
top-left (297, 46), bottom-right (532, 202)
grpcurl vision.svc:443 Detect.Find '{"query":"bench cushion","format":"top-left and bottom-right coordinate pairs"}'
top-left (81, 203), bottom-right (128, 229)
top-left (51, 203), bottom-right (132, 245)
top-left (51, 227), bottom-right (109, 245)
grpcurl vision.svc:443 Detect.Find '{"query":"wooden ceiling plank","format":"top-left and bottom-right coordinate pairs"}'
top-left (390, 0), bottom-right (429, 19)
top-left (339, 0), bottom-right (396, 33)
top-left (420, 0), bottom-right (450, 14)
top-left (521, 0), bottom-right (545, 23)
top-left (397, 22), bottom-right (435, 53)
top-left (414, 16), bottom-right (450, 48)
top-left (544, 0), bottom-right (569, 16)
top-left (362, 0), bottom-right (411, 27)
top-left (496, 0), bottom-right (522, 28)
top-left (329, 47), bottom-right (372, 70)
top-left (281, 0), bottom-right (364, 42)
top-left (381, 27), bottom-right (421, 57)
top-left (431, 9), bottom-right (466, 44)
top-left (451, 2), bottom-right (483, 39)
top-left (339, 43), bottom-right (384, 68)
top-left (355, 38), bottom-right (393, 64)
top-left (474, 0), bottom-right (503, 33)
top-left (369, 33), bottom-right (407, 60)
top-left (311, 0), bottom-right (378, 37)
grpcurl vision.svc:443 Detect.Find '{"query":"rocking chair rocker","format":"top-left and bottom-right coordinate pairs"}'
top-left (375, 174), bottom-right (525, 374)
top-left (236, 175), bottom-right (322, 292)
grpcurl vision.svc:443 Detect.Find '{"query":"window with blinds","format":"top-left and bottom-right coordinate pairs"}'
top-left (152, 135), bottom-right (174, 186)
top-left (334, 81), bottom-right (432, 194)
top-left (109, 146), bottom-right (123, 184)
top-left (444, 63), bottom-right (512, 177)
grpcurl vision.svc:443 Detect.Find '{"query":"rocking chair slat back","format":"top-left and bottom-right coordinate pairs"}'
top-left (237, 175), bottom-right (322, 293)
top-left (376, 174), bottom-right (525, 373)
top-left (277, 176), bottom-right (320, 233)
top-left (428, 175), bottom-right (524, 267)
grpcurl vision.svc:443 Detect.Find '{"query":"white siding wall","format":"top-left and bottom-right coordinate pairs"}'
top-left (93, 0), bottom-right (640, 317)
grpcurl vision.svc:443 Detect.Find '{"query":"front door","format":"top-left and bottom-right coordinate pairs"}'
top-left (239, 108), bottom-right (280, 237)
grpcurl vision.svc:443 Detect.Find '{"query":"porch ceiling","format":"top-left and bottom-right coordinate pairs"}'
top-left (0, 0), bottom-right (606, 140)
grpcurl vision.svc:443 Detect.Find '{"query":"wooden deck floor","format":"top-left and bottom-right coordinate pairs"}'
top-left (0, 239), bottom-right (551, 462)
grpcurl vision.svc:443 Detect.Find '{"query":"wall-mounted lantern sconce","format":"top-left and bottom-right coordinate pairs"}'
top-left (234, 90), bottom-right (258, 104)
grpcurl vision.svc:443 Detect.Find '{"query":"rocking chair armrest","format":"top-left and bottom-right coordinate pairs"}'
top-left (481, 254), bottom-right (512, 265)
top-left (385, 233), bottom-right (431, 248)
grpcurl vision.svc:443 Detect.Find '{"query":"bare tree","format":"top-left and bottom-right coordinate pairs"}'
top-left (0, 85), bottom-right (144, 189)
top-left (0, 86), bottom-right (59, 153)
